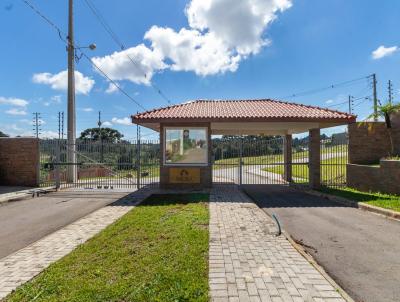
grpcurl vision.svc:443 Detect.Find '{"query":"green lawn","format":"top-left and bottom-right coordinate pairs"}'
top-left (320, 187), bottom-right (400, 212)
top-left (261, 156), bottom-right (347, 184)
top-left (5, 193), bottom-right (209, 302)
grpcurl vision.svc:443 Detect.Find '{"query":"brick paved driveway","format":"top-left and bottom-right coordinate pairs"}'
top-left (210, 186), bottom-right (347, 302)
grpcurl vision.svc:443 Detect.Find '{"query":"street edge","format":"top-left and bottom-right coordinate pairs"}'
top-left (304, 189), bottom-right (400, 222)
top-left (0, 186), bottom-right (56, 205)
top-left (0, 189), bottom-right (150, 300)
top-left (282, 230), bottom-right (356, 302)
top-left (0, 190), bottom-right (148, 261)
top-left (241, 188), bottom-right (356, 302)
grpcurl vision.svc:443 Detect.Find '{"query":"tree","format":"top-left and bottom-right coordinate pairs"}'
top-left (0, 130), bottom-right (9, 137)
top-left (367, 101), bottom-right (400, 156)
top-left (79, 127), bottom-right (123, 143)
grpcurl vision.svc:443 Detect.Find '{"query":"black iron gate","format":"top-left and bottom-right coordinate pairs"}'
top-left (39, 139), bottom-right (160, 190)
top-left (212, 133), bottom-right (348, 188)
top-left (212, 136), bottom-right (296, 185)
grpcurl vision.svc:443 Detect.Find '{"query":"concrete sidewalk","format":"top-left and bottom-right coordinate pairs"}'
top-left (0, 190), bottom-right (135, 259)
top-left (209, 186), bottom-right (347, 302)
top-left (0, 189), bottom-right (152, 300)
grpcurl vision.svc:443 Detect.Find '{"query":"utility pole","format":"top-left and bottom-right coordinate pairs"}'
top-left (98, 111), bottom-right (103, 162)
top-left (348, 95), bottom-right (352, 114)
top-left (61, 112), bottom-right (64, 140)
top-left (58, 112), bottom-right (61, 140)
top-left (136, 116), bottom-right (141, 189)
top-left (33, 112), bottom-right (41, 138)
top-left (372, 73), bottom-right (378, 122)
top-left (97, 111), bottom-right (102, 136)
top-left (67, 0), bottom-right (77, 183)
top-left (388, 80), bottom-right (393, 104)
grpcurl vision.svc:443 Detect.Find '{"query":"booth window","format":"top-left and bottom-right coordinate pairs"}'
top-left (164, 128), bottom-right (208, 165)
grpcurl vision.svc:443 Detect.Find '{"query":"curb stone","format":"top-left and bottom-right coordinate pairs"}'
top-left (241, 188), bottom-right (356, 302)
top-left (0, 187), bottom-right (56, 205)
top-left (282, 231), bottom-right (356, 302)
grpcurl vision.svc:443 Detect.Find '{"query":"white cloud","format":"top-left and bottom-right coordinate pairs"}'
top-left (0, 97), bottom-right (28, 107)
top-left (43, 95), bottom-right (62, 107)
top-left (186, 0), bottom-right (291, 56)
top-left (40, 130), bottom-right (59, 139)
top-left (111, 117), bottom-right (131, 126)
top-left (32, 70), bottom-right (95, 94)
top-left (6, 108), bottom-right (27, 115)
top-left (145, 26), bottom-right (240, 76)
top-left (81, 107), bottom-right (93, 112)
top-left (325, 99), bottom-right (334, 104)
top-left (3, 124), bottom-right (24, 132)
top-left (92, 0), bottom-right (292, 82)
top-left (92, 44), bottom-right (166, 85)
top-left (372, 45), bottom-right (398, 60)
top-left (105, 83), bottom-right (119, 94)
top-left (102, 121), bottom-right (113, 127)
top-left (51, 95), bottom-right (62, 103)
top-left (19, 118), bottom-right (46, 125)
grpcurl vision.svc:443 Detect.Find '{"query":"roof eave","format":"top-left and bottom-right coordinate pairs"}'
top-left (132, 116), bottom-right (356, 125)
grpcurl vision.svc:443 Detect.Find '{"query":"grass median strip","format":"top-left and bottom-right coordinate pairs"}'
top-left (320, 187), bottom-right (400, 212)
top-left (5, 193), bottom-right (209, 302)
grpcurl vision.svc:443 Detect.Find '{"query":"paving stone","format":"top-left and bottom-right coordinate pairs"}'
top-left (208, 186), bottom-right (347, 302)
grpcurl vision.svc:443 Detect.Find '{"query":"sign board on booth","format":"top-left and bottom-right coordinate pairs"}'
top-left (169, 168), bottom-right (201, 183)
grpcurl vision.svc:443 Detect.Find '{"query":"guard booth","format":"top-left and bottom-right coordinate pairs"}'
top-left (132, 99), bottom-right (355, 190)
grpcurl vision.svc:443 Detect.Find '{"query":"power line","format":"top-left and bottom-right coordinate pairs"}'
top-left (21, 0), bottom-right (67, 43)
top-left (276, 75), bottom-right (373, 100)
top-left (79, 51), bottom-right (146, 110)
top-left (327, 95), bottom-right (371, 107)
top-left (82, 0), bottom-right (173, 105)
top-left (21, 0), bottom-right (147, 111)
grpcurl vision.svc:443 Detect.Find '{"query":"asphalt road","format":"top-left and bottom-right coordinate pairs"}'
top-left (0, 190), bottom-right (132, 259)
top-left (244, 185), bottom-right (400, 302)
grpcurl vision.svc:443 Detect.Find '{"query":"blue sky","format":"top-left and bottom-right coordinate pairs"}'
top-left (1, 0), bottom-right (399, 140)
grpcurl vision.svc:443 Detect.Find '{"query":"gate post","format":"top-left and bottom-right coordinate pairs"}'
top-left (283, 134), bottom-right (292, 183)
top-left (55, 140), bottom-right (61, 189)
top-left (309, 129), bottom-right (321, 189)
top-left (136, 139), bottom-right (141, 189)
top-left (239, 136), bottom-right (243, 186)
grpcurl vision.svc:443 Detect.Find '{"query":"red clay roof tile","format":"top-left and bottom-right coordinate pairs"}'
top-left (132, 99), bottom-right (356, 123)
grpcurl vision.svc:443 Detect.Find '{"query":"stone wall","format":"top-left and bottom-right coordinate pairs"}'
top-left (0, 138), bottom-right (39, 186)
top-left (348, 122), bottom-right (391, 164)
top-left (347, 160), bottom-right (400, 195)
top-left (348, 113), bottom-right (400, 164)
top-left (347, 112), bottom-right (400, 194)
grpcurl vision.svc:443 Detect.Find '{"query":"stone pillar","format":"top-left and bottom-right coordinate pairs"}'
top-left (391, 111), bottom-right (400, 155)
top-left (309, 129), bottom-right (321, 189)
top-left (0, 138), bottom-right (40, 187)
top-left (283, 134), bottom-right (292, 183)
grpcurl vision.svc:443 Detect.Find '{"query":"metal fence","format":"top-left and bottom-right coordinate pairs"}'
top-left (212, 136), bottom-right (291, 185)
top-left (39, 133), bottom-right (348, 190)
top-left (39, 139), bottom-right (160, 190)
top-left (320, 133), bottom-right (348, 188)
top-left (212, 133), bottom-right (348, 188)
